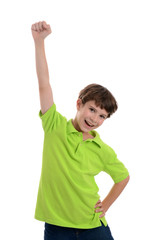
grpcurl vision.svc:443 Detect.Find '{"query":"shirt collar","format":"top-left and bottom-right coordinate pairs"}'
top-left (67, 119), bottom-right (102, 148)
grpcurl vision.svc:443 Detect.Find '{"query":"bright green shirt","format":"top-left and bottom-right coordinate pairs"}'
top-left (34, 103), bottom-right (129, 229)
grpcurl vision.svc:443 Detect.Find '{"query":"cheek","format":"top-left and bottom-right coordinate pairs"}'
top-left (98, 119), bottom-right (104, 126)
top-left (81, 110), bottom-right (89, 118)
top-left (78, 111), bottom-right (86, 122)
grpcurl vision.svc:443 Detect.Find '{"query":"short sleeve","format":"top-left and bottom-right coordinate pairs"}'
top-left (102, 145), bottom-right (129, 183)
top-left (39, 103), bottom-right (67, 133)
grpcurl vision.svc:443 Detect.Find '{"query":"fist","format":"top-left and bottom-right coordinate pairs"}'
top-left (31, 21), bottom-right (52, 41)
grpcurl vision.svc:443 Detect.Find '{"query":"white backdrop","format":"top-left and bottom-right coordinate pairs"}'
top-left (0, 0), bottom-right (160, 239)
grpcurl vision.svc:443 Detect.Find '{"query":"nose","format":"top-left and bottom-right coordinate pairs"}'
top-left (90, 115), bottom-right (98, 124)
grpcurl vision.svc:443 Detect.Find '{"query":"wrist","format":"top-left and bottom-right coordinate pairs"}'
top-left (102, 199), bottom-right (110, 213)
top-left (34, 38), bottom-right (45, 47)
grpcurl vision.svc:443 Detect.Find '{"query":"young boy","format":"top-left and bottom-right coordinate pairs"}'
top-left (31, 21), bottom-right (130, 240)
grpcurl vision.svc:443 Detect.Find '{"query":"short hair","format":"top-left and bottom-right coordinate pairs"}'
top-left (78, 83), bottom-right (118, 118)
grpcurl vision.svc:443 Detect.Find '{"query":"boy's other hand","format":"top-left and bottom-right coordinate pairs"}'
top-left (94, 199), bottom-right (106, 218)
top-left (31, 21), bottom-right (52, 42)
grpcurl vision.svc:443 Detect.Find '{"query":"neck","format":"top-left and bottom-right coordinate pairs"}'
top-left (72, 118), bottom-right (81, 132)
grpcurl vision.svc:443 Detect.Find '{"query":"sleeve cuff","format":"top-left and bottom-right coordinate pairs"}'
top-left (39, 103), bottom-right (56, 119)
top-left (113, 172), bottom-right (130, 184)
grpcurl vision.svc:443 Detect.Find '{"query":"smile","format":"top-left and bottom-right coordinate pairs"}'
top-left (84, 120), bottom-right (94, 127)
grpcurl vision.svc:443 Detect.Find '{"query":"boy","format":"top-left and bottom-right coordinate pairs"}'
top-left (31, 21), bottom-right (130, 240)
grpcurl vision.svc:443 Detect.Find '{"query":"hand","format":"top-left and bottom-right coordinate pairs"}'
top-left (94, 199), bottom-right (106, 218)
top-left (31, 21), bottom-right (52, 42)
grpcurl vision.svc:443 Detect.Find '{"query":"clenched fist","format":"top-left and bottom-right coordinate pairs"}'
top-left (31, 21), bottom-right (52, 41)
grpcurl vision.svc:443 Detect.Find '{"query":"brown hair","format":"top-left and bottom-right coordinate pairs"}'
top-left (78, 83), bottom-right (118, 118)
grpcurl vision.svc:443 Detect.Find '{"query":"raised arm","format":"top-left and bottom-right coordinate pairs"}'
top-left (31, 21), bottom-right (54, 114)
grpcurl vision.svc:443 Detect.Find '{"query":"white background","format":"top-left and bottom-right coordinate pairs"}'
top-left (0, 0), bottom-right (160, 239)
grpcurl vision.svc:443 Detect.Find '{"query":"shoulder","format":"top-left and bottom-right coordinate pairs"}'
top-left (94, 130), bottom-right (116, 157)
top-left (39, 102), bottom-right (68, 133)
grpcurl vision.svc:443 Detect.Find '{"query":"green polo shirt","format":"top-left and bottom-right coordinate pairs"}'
top-left (34, 103), bottom-right (129, 229)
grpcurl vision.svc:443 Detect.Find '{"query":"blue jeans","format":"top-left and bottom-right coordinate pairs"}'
top-left (44, 220), bottom-right (114, 240)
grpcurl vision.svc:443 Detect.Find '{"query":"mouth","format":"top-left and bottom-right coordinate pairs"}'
top-left (84, 120), bottom-right (95, 128)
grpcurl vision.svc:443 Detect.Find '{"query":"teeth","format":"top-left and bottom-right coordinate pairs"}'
top-left (85, 120), bottom-right (94, 127)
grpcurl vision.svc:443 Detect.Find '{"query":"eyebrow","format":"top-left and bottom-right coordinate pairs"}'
top-left (89, 105), bottom-right (108, 117)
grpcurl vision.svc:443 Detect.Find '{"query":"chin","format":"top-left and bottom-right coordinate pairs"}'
top-left (79, 125), bottom-right (88, 133)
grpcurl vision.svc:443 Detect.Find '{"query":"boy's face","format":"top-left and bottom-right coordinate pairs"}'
top-left (72, 99), bottom-right (108, 133)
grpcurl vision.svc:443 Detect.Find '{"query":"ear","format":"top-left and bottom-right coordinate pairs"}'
top-left (76, 98), bottom-right (82, 110)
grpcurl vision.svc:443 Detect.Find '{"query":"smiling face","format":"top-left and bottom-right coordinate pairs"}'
top-left (72, 99), bottom-right (108, 133)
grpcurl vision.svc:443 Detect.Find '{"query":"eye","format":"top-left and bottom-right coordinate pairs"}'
top-left (100, 115), bottom-right (105, 119)
top-left (89, 108), bottom-right (95, 112)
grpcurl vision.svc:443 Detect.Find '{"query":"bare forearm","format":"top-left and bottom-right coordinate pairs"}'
top-left (102, 175), bottom-right (130, 212)
top-left (34, 40), bottom-right (50, 88)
